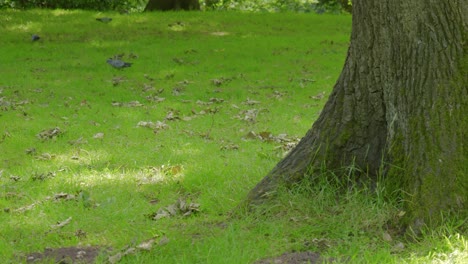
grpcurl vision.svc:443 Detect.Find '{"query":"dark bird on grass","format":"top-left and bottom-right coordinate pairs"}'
top-left (107, 58), bottom-right (132, 69)
top-left (96, 17), bottom-right (112, 23)
top-left (31, 34), bottom-right (40, 41)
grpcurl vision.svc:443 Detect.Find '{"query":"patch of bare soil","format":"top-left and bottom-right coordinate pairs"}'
top-left (25, 246), bottom-right (107, 263)
top-left (255, 251), bottom-right (333, 264)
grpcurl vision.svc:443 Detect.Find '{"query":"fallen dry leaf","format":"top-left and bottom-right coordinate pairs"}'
top-left (108, 236), bottom-right (167, 263)
top-left (152, 198), bottom-right (200, 220)
top-left (37, 127), bottom-right (62, 140)
top-left (137, 121), bottom-right (169, 133)
top-left (136, 238), bottom-right (155, 251)
top-left (242, 98), bottom-right (261, 105)
top-left (310, 91), bottom-right (325, 100)
top-left (51, 217), bottom-right (72, 229)
top-left (93, 133), bottom-right (104, 139)
top-left (68, 137), bottom-right (88, 145)
top-left (54, 193), bottom-right (76, 201)
top-left (111, 101), bottom-right (143, 107)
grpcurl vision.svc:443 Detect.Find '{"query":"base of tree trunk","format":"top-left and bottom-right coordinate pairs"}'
top-left (145, 0), bottom-right (200, 11)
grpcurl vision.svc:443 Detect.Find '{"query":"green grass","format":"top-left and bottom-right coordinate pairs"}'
top-left (0, 9), bottom-right (466, 263)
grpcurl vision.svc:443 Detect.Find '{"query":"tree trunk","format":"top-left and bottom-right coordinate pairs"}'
top-left (144, 0), bottom-right (200, 11)
top-left (247, 0), bottom-right (467, 233)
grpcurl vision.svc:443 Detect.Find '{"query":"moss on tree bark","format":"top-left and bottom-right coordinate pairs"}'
top-left (246, 0), bottom-right (467, 233)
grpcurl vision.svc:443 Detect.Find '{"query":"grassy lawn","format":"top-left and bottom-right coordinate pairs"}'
top-left (0, 9), bottom-right (466, 263)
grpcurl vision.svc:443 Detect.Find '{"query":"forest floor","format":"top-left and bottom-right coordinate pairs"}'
top-left (0, 10), bottom-right (466, 263)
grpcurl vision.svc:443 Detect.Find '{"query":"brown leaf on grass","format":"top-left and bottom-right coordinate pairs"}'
top-left (137, 121), bottom-right (169, 133)
top-left (31, 171), bottom-right (56, 180)
top-left (244, 131), bottom-right (300, 152)
top-left (270, 90), bottom-right (287, 99)
top-left (146, 95), bottom-right (165, 103)
top-left (54, 192), bottom-right (76, 201)
top-left (108, 236), bottom-right (168, 263)
top-left (11, 191), bottom-right (76, 213)
top-left (10, 175), bottom-right (21, 181)
top-left (51, 217), bottom-right (72, 229)
top-left (210, 97), bottom-right (225, 103)
top-left (220, 143), bottom-right (239, 150)
top-left (242, 98), bottom-right (261, 105)
top-left (173, 57), bottom-right (186, 65)
top-left (126, 101), bottom-right (143, 107)
top-left (136, 238), bottom-right (156, 251)
top-left (25, 148), bottom-right (36, 155)
top-left (259, 131), bottom-right (272, 140)
top-left (310, 91), bottom-right (325, 100)
top-left (165, 110), bottom-right (180, 121)
top-left (138, 165), bottom-right (184, 185)
top-left (108, 252), bottom-right (123, 264)
top-left (12, 201), bottom-right (40, 213)
top-left (37, 127), bottom-right (62, 140)
top-left (144, 74), bottom-right (154, 81)
top-left (75, 229), bottom-right (87, 239)
top-left (142, 83), bottom-right (154, 92)
top-left (152, 198), bottom-right (200, 220)
top-left (93, 132), bottom-right (104, 139)
top-left (382, 232), bottom-right (393, 242)
top-left (235, 109), bottom-right (259, 123)
top-left (128, 52), bottom-right (138, 59)
top-left (168, 21), bottom-right (185, 31)
top-left (112, 76), bottom-right (126, 86)
top-left (111, 101), bottom-right (143, 107)
top-left (158, 236), bottom-right (170, 246)
top-left (211, 31), bottom-right (230, 36)
top-left (211, 77), bottom-right (231, 87)
top-left (68, 137), bottom-right (88, 145)
top-left (196, 100), bottom-right (212, 106)
top-left (35, 153), bottom-right (55, 160)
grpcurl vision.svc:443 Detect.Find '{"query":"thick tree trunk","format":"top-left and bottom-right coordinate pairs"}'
top-left (144, 0), bottom-right (200, 11)
top-left (247, 0), bottom-right (467, 232)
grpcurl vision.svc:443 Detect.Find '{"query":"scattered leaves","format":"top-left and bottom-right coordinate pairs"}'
top-left (270, 90), bottom-right (287, 99)
top-left (220, 143), bottom-right (239, 150)
top-left (112, 76), bottom-right (126, 86)
top-left (137, 121), bottom-right (169, 133)
top-left (211, 77), bottom-right (231, 87)
top-left (152, 198), bottom-right (200, 220)
top-left (168, 21), bottom-right (185, 31)
top-left (310, 91), bottom-right (325, 100)
top-left (93, 132), bottom-right (104, 139)
top-left (37, 127), bottom-right (62, 140)
top-left (50, 216), bottom-right (72, 230)
top-left (25, 147), bottom-right (36, 155)
top-left (138, 165), bottom-right (183, 184)
top-left (54, 192), bottom-right (76, 201)
top-left (242, 98), bottom-right (261, 105)
top-left (165, 110), bottom-right (180, 121)
top-left (146, 95), bottom-right (165, 103)
top-left (31, 171), bottom-right (56, 181)
top-left (111, 101), bottom-right (143, 107)
top-left (108, 236), bottom-right (169, 264)
top-left (68, 137), bottom-right (88, 145)
top-left (235, 109), bottom-right (259, 123)
top-left (211, 31), bottom-right (230, 36)
top-left (244, 131), bottom-right (300, 154)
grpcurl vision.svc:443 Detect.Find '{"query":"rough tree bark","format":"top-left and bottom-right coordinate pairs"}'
top-left (247, 0), bottom-right (467, 232)
top-left (144, 0), bottom-right (200, 11)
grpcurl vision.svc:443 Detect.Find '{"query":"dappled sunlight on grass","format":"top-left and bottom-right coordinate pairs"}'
top-left (51, 9), bottom-right (80, 16)
top-left (404, 233), bottom-right (468, 263)
top-left (59, 164), bottom-right (185, 188)
top-left (7, 21), bottom-right (41, 33)
top-left (53, 149), bottom-right (111, 167)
